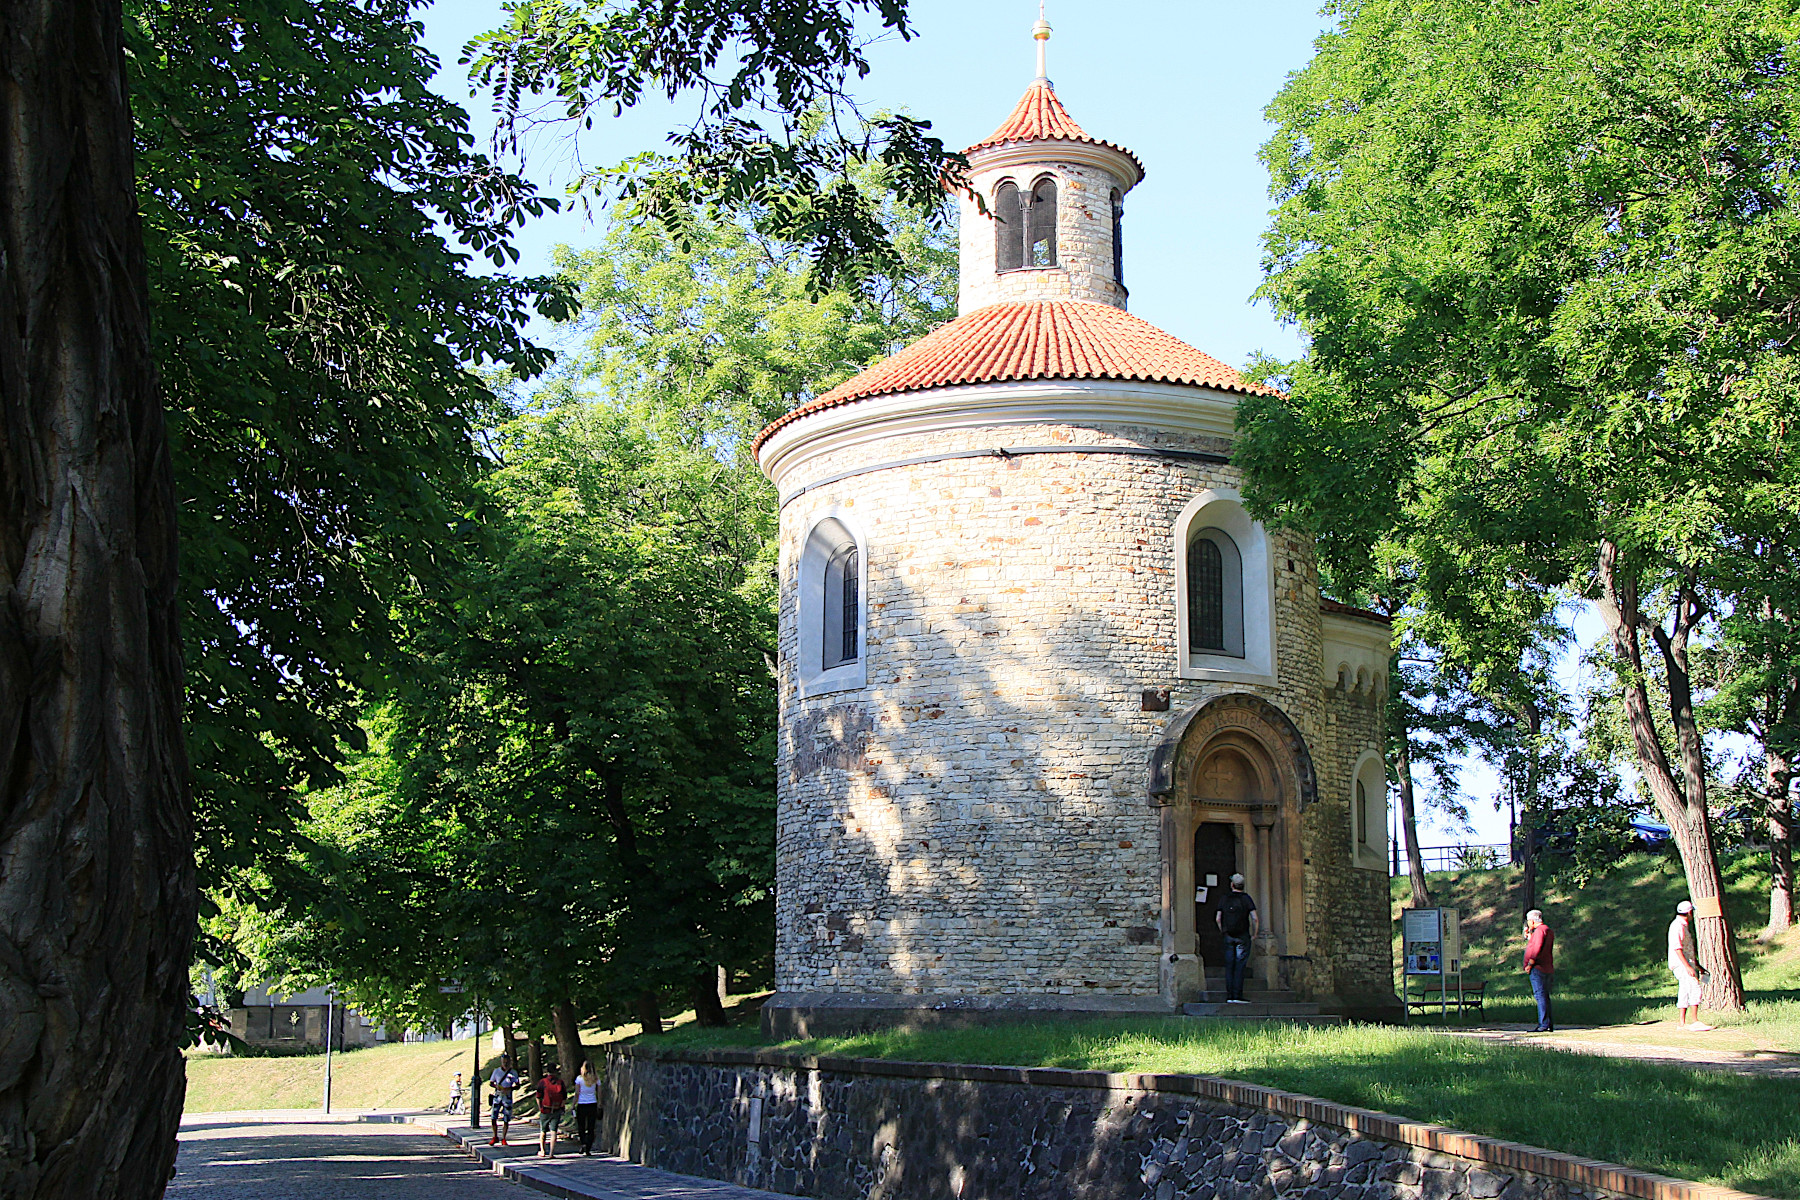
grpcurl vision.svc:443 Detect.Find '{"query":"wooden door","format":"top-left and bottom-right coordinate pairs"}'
top-left (1193, 822), bottom-right (1239, 967)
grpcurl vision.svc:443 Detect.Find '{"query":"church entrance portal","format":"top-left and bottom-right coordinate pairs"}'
top-left (1193, 823), bottom-right (1239, 968)
top-left (1149, 694), bottom-right (1319, 1007)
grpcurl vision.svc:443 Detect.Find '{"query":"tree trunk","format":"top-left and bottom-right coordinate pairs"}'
top-left (1766, 750), bottom-right (1794, 938)
top-left (499, 1016), bottom-right (518, 1070)
top-left (0, 0), bottom-right (195, 1195)
top-left (692, 970), bottom-right (728, 1027)
top-left (525, 1036), bottom-right (542, 1100)
top-left (635, 989), bottom-right (663, 1036)
top-left (1516, 700), bottom-right (1543, 915)
top-left (550, 1000), bottom-right (584, 1085)
top-left (1395, 738), bottom-right (1431, 907)
top-left (1596, 541), bottom-right (1744, 1010)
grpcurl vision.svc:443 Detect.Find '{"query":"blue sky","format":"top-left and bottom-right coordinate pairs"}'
top-left (415, 0), bottom-right (1524, 848)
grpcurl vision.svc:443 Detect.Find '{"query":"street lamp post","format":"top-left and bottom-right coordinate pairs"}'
top-left (322, 988), bottom-right (335, 1114)
top-left (469, 1009), bottom-right (484, 1130)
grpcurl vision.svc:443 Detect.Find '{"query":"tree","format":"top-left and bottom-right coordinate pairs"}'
top-left (1242, 0), bottom-right (1800, 1010)
top-left (128, 0), bottom-right (563, 903)
top-left (466, 0), bottom-right (963, 290)
top-left (0, 0), bottom-right (193, 1194)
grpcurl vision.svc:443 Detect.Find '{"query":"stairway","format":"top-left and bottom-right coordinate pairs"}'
top-left (1180, 974), bottom-right (1343, 1023)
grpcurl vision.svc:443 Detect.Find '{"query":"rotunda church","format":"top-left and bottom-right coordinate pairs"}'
top-left (754, 30), bottom-right (1401, 1033)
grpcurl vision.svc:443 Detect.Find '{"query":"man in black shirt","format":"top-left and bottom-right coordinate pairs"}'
top-left (1215, 874), bottom-right (1258, 1003)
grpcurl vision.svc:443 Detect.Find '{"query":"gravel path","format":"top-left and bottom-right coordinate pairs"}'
top-left (1433, 1024), bottom-right (1800, 1079)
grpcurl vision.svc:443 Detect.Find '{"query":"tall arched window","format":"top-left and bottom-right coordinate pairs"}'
top-left (1111, 189), bottom-right (1124, 285)
top-left (1187, 527), bottom-right (1244, 658)
top-left (1028, 177), bottom-right (1058, 267)
top-left (994, 181), bottom-right (1023, 272)
top-left (823, 546), bottom-right (859, 669)
top-left (798, 515), bottom-right (866, 694)
top-left (1356, 779), bottom-right (1370, 850)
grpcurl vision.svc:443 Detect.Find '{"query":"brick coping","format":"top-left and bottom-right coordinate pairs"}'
top-left (614, 1044), bottom-right (1773, 1200)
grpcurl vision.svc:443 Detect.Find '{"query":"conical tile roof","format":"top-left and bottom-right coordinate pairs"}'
top-left (965, 79), bottom-right (1144, 176)
top-left (752, 300), bottom-right (1273, 452)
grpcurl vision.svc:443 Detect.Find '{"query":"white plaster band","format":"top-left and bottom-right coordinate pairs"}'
top-left (778, 443), bottom-right (1232, 508)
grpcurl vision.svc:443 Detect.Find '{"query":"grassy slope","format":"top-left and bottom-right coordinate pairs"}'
top-left (1393, 850), bottom-right (1800, 1029)
top-left (649, 1017), bottom-right (1800, 1198)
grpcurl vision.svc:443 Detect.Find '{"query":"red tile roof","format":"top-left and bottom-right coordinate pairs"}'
top-left (965, 80), bottom-right (1144, 176)
top-left (752, 300), bottom-right (1276, 452)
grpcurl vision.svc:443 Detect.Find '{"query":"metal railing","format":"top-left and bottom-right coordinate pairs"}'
top-left (1391, 843), bottom-right (1512, 875)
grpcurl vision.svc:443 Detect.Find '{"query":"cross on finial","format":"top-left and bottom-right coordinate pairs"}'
top-left (1032, 3), bottom-right (1051, 83)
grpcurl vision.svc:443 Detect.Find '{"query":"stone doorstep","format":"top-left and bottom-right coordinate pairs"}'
top-left (616, 1044), bottom-right (1777, 1200)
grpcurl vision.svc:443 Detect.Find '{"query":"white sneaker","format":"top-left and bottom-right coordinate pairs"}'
top-left (1226, 999), bottom-right (1250, 1004)
top-left (1687, 1022), bottom-right (1716, 1031)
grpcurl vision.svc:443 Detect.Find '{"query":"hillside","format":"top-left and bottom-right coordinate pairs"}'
top-left (1393, 850), bottom-right (1800, 1021)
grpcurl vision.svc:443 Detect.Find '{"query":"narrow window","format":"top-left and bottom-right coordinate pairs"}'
top-left (1191, 539), bottom-right (1225, 651)
top-left (840, 549), bottom-right (859, 664)
top-left (1356, 779), bottom-right (1370, 849)
top-left (1187, 527), bottom-right (1245, 658)
top-left (1028, 177), bottom-right (1057, 267)
top-left (994, 181), bottom-right (1023, 272)
top-left (822, 544), bottom-right (859, 669)
top-left (1111, 189), bottom-right (1124, 285)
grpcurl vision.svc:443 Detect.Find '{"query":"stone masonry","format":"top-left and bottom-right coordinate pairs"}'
top-left (601, 1046), bottom-right (1760, 1200)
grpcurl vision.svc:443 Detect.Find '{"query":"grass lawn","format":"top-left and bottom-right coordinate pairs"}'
top-left (645, 1016), bottom-right (1800, 1198)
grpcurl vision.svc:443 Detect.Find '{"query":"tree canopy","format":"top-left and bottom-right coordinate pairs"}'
top-left (1241, 0), bottom-right (1800, 1007)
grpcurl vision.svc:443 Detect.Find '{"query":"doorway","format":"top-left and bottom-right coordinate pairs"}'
top-left (1193, 822), bottom-right (1239, 969)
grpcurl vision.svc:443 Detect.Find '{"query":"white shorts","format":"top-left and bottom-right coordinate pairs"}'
top-left (1673, 969), bottom-right (1702, 1008)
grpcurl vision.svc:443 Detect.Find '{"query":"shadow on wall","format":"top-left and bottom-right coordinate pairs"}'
top-left (779, 453), bottom-right (1221, 1005)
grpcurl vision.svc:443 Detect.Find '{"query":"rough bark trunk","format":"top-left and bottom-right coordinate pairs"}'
top-left (1766, 750), bottom-right (1794, 938)
top-left (1517, 700), bottom-right (1543, 915)
top-left (525, 1036), bottom-right (542, 1100)
top-left (550, 1000), bottom-right (584, 1085)
top-left (0, 0), bottom-right (195, 1195)
top-left (1394, 738), bottom-right (1431, 907)
top-left (1596, 541), bottom-right (1744, 1010)
top-left (635, 989), bottom-right (663, 1036)
top-left (691, 970), bottom-right (728, 1027)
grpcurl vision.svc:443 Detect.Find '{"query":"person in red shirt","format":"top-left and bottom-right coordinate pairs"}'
top-left (537, 1069), bottom-right (568, 1157)
top-left (1522, 908), bottom-right (1555, 1032)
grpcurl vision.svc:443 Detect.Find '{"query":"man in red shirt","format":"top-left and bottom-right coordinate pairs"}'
top-left (1523, 908), bottom-right (1555, 1032)
top-left (537, 1069), bottom-right (567, 1157)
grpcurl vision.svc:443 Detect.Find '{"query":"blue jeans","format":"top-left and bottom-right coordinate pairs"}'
top-left (1528, 968), bottom-right (1553, 1031)
top-left (1223, 935), bottom-right (1253, 1000)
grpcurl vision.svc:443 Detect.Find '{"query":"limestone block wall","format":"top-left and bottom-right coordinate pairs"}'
top-left (773, 418), bottom-right (1341, 1001)
top-left (602, 1046), bottom-right (1739, 1200)
top-left (957, 155), bottom-right (1131, 312)
top-left (1312, 678), bottom-right (1395, 1002)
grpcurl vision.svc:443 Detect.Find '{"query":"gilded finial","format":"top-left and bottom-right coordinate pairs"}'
top-left (1033, 2), bottom-right (1051, 83)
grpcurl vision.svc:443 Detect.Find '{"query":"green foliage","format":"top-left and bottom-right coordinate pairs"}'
top-left (225, 205), bottom-right (956, 1032)
top-left (127, 0), bottom-right (566, 901)
top-left (466, 0), bottom-right (965, 292)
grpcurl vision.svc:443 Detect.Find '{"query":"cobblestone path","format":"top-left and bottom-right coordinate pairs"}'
top-left (171, 1115), bottom-right (515, 1199)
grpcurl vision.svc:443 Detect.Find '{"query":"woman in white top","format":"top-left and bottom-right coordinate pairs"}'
top-left (573, 1060), bottom-right (602, 1156)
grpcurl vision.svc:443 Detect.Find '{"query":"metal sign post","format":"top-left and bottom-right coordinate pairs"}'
top-left (322, 988), bottom-right (334, 1113)
top-left (1401, 907), bottom-right (1462, 1020)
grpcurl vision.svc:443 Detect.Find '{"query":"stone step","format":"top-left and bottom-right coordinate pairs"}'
top-left (1181, 1001), bottom-right (1340, 1022)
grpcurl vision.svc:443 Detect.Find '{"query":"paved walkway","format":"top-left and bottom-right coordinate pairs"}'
top-left (173, 1112), bottom-right (516, 1199)
top-left (414, 1111), bottom-right (796, 1200)
top-left (1432, 1023), bottom-right (1800, 1080)
top-left (174, 1110), bottom-right (797, 1200)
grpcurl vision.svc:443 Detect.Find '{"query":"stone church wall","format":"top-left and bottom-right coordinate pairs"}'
top-left (773, 417), bottom-right (1365, 1004)
top-left (602, 1045), bottom-right (1723, 1200)
top-left (958, 157), bottom-right (1132, 311)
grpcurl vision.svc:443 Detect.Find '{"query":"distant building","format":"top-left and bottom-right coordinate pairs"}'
top-left (754, 20), bottom-right (1401, 1034)
top-left (228, 985), bottom-right (385, 1049)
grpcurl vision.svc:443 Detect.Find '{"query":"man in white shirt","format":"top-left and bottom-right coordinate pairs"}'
top-left (1668, 900), bottom-right (1713, 1031)
top-left (488, 1053), bottom-right (521, 1146)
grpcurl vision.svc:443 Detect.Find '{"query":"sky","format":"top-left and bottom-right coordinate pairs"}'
top-left (414, 0), bottom-right (1522, 850)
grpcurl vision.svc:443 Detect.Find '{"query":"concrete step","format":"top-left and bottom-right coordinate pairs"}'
top-left (1181, 1000), bottom-right (1341, 1022)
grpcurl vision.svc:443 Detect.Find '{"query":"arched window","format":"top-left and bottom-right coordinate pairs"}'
top-left (994, 181), bottom-right (1023, 272)
top-left (823, 545), bottom-right (859, 669)
top-left (1111, 189), bottom-right (1124, 285)
top-left (1351, 752), bottom-right (1389, 869)
top-left (1186, 527), bottom-right (1244, 658)
top-left (798, 515), bottom-right (866, 694)
top-left (1028, 177), bottom-right (1057, 267)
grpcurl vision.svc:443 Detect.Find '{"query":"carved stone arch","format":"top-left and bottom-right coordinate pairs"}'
top-left (1147, 692), bottom-right (1318, 810)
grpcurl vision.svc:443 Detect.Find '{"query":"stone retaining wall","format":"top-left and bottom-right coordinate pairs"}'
top-left (601, 1044), bottom-right (1764, 1200)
